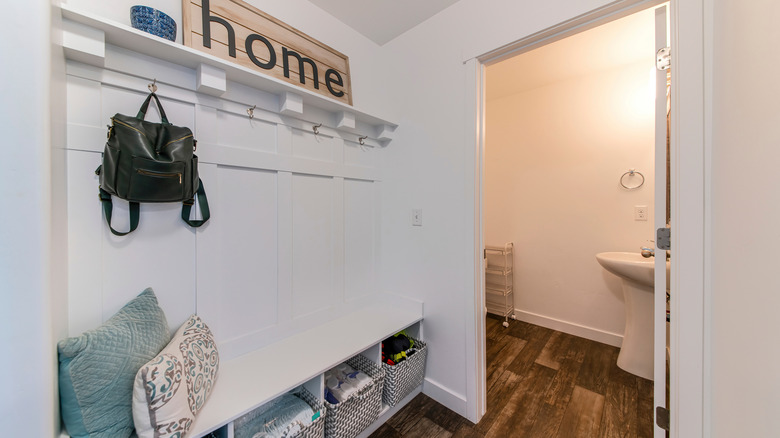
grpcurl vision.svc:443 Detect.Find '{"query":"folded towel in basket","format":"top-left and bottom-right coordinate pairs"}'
top-left (324, 363), bottom-right (372, 403)
top-left (234, 393), bottom-right (314, 438)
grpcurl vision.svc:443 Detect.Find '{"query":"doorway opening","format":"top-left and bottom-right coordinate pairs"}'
top-left (475, 2), bottom-right (670, 436)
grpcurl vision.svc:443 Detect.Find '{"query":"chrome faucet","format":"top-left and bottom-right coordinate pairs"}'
top-left (640, 240), bottom-right (655, 258)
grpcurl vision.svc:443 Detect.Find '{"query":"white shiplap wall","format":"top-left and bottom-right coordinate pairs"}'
top-left (64, 43), bottom-right (383, 361)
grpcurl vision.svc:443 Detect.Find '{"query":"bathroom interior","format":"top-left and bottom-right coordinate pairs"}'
top-left (481, 5), bottom-right (669, 434)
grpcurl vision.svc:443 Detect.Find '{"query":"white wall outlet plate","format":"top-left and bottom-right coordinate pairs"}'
top-left (635, 205), bottom-right (648, 221)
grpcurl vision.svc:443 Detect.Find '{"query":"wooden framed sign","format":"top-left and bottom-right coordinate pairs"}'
top-left (183, 0), bottom-right (353, 105)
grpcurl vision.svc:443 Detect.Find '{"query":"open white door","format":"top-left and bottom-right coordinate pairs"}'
top-left (653, 4), bottom-right (670, 437)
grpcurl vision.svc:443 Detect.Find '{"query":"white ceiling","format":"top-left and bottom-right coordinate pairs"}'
top-left (486, 7), bottom-right (658, 101)
top-left (307, 0), bottom-right (462, 45)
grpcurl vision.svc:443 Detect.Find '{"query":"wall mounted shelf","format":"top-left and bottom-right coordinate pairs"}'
top-left (60, 5), bottom-right (397, 145)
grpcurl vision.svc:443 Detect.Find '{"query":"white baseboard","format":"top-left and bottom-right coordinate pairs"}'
top-left (513, 308), bottom-right (624, 348)
top-left (422, 378), bottom-right (469, 418)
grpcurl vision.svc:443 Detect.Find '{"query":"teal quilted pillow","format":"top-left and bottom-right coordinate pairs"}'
top-left (58, 288), bottom-right (171, 438)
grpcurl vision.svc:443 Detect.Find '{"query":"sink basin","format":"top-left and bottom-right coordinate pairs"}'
top-left (596, 252), bottom-right (669, 288)
top-left (595, 251), bottom-right (670, 380)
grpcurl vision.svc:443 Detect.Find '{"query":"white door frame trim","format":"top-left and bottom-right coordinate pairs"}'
top-left (669, 1), bottom-right (707, 436)
top-left (465, 1), bottom-right (708, 436)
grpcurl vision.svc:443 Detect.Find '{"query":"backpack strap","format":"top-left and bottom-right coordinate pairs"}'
top-left (181, 178), bottom-right (210, 228)
top-left (99, 188), bottom-right (140, 236)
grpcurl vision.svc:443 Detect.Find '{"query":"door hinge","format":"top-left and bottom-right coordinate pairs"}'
top-left (657, 227), bottom-right (671, 250)
top-left (656, 406), bottom-right (670, 431)
top-left (656, 47), bottom-right (671, 70)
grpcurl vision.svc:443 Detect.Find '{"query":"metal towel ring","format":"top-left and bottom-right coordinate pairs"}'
top-left (620, 169), bottom-right (645, 189)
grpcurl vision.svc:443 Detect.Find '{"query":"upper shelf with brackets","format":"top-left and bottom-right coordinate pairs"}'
top-left (60, 5), bottom-right (397, 146)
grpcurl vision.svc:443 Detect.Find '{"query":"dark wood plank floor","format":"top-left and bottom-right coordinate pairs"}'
top-left (370, 316), bottom-right (654, 438)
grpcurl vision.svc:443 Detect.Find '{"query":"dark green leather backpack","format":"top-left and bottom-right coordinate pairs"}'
top-left (96, 92), bottom-right (210, 235)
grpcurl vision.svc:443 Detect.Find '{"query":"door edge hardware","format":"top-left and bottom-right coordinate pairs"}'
top-left (656, 47), bottom-right (671, 71)
top-left (656, 406), bottom-right (670, 431)
top-left (657, 227), bottom-right (671, 250)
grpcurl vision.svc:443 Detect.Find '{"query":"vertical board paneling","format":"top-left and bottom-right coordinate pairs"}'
top-left (66, 75), bottom-right (104, 152)
top-left (344, 142), bottom-right (377, 168)
top-left (67, 76), bottom-right (102, 128)
top-left (291, 128), bottom-right (334, 162)
top-left (291, 173), bottom-right (335, 318)
top-left (333, 177), bottom-right (346, 303)
top-left (276, 171), bottom-right (294, 323)
top-left (277, 125), bottom-right (293, 156)
top-left (100, 198), bottom-right (197, 331)
top-left (217, 109), bottom-right (278, 153)
top-left (66, 150), bottom-right (104, 335)
top-left (344, 179), bottom-right (375, 301)
top-left (210, 166), bottom-right (279, 342)
top-left (195, 162), bottom-right (220, 337)
top-left (65, 60), bottom-right (382, 358)
top-left (195, 104), bottom-right (219, 145)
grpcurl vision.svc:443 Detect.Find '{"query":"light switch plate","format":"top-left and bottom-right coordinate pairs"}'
top-left (412, 209), bottom-right (422, 226)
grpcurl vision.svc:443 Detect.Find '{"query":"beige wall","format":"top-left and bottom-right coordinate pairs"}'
top-left (710, 0), bottom-right (780, 435)
top-left (485, 59), bottom-right (656, 341)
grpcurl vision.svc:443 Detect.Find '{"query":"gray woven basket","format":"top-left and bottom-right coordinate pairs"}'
top-left (324, 354), bottom-right (385, 438)
top-left (295, 388), bottom-right (325, 438)
top-left (381, 338), bottom-right (427, 407)
top-left (234, 386), bottom-right (324, 438)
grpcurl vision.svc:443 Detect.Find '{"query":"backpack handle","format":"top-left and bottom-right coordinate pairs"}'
top-left (136, 92), bottom-right (170, 124)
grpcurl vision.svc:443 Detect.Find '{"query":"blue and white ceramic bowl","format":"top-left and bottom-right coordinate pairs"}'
top-left (130, 6), bottom-right (177, 42)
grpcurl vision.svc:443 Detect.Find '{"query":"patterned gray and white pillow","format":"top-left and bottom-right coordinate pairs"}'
top-left (132, 314), bottom-right (219, 438)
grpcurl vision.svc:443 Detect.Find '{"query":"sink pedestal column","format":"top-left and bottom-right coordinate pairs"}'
top-left (617, 279), bottom-right (654, 380)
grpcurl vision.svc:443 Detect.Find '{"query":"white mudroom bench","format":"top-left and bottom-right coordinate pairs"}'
top-left (187, 302), bottom-right (424, 438)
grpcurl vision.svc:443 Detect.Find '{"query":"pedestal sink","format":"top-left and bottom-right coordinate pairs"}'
top-left (596, 252), bottom-right (669, 380)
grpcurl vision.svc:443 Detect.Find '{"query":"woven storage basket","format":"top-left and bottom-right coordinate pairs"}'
top-left (324, 354), bottom-right (385, 438)
top-left (381, 338), bottom-right (428, 407)
top-left (233, 386), bottom-right (325, 438)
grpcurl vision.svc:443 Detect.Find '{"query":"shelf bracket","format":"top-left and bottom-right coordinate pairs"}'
top-left (376, 124), bottom-right (396, 142)
top-left (197, 63), bottom-right (227, 96)
top-left (279, 91), bottom-right (303, 116)
top-left (62, 18), bottom-right (105, 67)
top-left (336, 111), bottom-right (356, 130)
